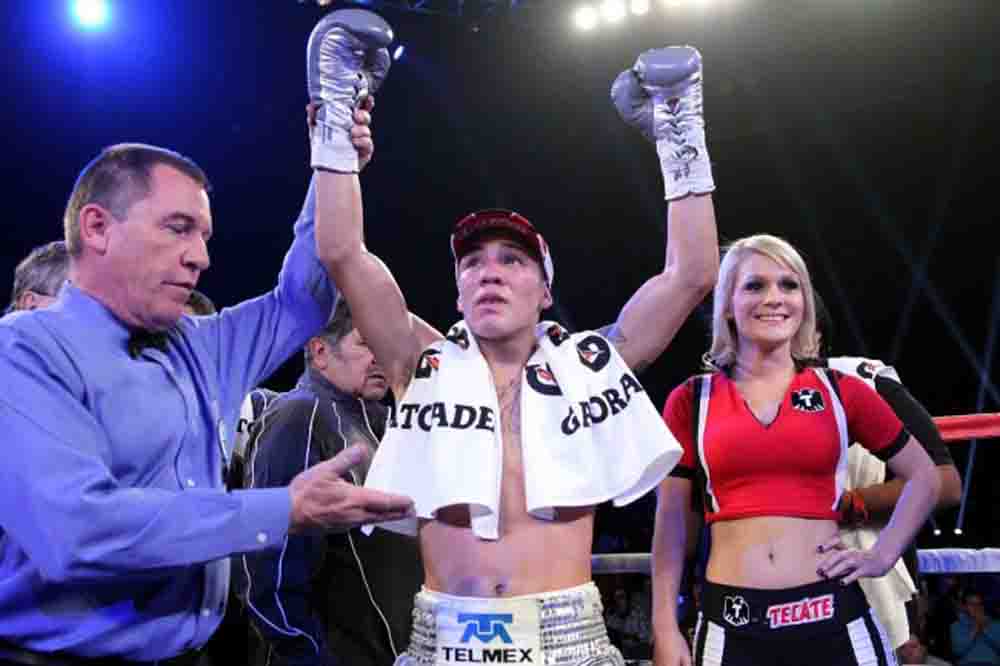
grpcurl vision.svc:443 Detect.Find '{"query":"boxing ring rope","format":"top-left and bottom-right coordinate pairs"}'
top-left (933, 413), bottom-right (1000, 442)
top-left (932, 412), bottom-right (1000, 535)
top-left (591, 549), bottom-right (1000, 576)
top-left (591, 413), bottom-right (1000, 577)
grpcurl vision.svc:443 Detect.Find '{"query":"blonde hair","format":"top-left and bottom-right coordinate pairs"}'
top-left (703, 234), bottom-right (819, 371)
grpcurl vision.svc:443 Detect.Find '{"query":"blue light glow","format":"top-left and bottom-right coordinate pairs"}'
top-left (72, 0), bottom-right (110, 30)
top-left (393, 45), bottom-right (405, 61)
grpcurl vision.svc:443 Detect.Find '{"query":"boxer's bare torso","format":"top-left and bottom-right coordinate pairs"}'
top-left (419, 371), bottom-right (595, 597)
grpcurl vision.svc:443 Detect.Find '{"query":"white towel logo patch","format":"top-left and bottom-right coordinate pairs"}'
top-left (447, 326), bottom-right (471, 350)
top-left (526, 363), bottom-right (562, 396)
top-left (546, 323), bottom-right (570, 347)
top-left (856, 361), bottom-right (880, 380)
top-left (575, 335), bottom-right (611, 372)
top-left (415, 349), bottom-right (442, 379)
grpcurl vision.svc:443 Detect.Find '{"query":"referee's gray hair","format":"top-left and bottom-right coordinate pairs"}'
top-left (703, 234), bottom-right (819, 371)
top-left (7, 240), bottom-right (69, 312)
top-left (304, 299), bottom-right (354, 365)
top-left (63, 143), bottom-right (210, 257)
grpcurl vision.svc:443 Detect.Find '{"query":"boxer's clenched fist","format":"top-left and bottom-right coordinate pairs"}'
top-left (307, 9), bottom-right (393, 173)
top-left (611, 46), bottom-right (715, 200)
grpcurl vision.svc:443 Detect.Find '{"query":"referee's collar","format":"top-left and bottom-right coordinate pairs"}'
top-left (55, 282), bottom-right (133, 348)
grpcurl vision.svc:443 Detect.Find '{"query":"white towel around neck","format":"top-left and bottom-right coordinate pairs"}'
top-left (363, 321), bottom-right (681, 540)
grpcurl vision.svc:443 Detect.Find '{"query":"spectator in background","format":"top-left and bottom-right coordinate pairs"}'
top-left (630, 578), bottom-right (654, 660)
top-left (951, 590), bottom-right (1000, 665)
top-left (605, 585), bottom-right (652, 660)
top-left (930, 576), bottom-right (966, 659)
top-left (6, 240), bottom-right (69, 313)
top-left (245, 300), bottom-right (423, 666)
top-left (185, 288), bottom-right (216, 316)
top-left (605, 588), bottom-right (632, 654)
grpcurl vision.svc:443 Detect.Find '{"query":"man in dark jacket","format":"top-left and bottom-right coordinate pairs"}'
top-left (243, 299), bottom-right (423, 666)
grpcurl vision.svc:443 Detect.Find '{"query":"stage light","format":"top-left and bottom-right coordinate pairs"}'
top-left (573, 5), bottom-right (599, 31)
top-left (71, 0), bottom-right (110, 30)
top-left (933, 528), bottom-right (942, 536)
top-left (393, 45), bottom-right (405, 61)
top-left (954, 528), bottom-right (964, 536)
top-left (600, 0), bottom-right (627, 22)
top-left (630, 0), bottom-right (650, 15)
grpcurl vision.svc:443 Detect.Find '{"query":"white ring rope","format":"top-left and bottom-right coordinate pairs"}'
top-left (591, 548), bottom-right (1000, 576)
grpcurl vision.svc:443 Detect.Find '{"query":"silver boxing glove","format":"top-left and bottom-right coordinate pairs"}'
top-left (307, 9), bottom-right (393, 173)
top-left (611, 46), bottom-right (714, 200)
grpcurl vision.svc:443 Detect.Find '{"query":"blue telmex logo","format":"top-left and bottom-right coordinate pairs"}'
top-left (458, 613), bottom-right (514, 644)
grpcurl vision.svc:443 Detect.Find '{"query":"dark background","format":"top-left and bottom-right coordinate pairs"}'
top-left (3, 1), bottom-right (998, 549)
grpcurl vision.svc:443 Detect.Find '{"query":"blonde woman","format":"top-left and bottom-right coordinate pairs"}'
top-left (654, 235), bottom-right (940, 666)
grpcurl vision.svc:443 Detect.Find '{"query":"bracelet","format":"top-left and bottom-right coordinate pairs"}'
top-left (839, 490), bottom-right (869, 527)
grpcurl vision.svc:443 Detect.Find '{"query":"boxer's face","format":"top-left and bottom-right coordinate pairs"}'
top-left (456, 235), bottom-right (551, 341)
top-left (100, 165), bottom-right (211, 331)
top-left (729, 252), bottom-right (803, 352)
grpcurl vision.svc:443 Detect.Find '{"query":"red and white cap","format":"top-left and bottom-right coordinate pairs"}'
top-left (450, 209), bottom-right (554, 287)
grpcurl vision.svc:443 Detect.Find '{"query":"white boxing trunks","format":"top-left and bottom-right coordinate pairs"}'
top-left (395, 582), bottom-right (624, 666)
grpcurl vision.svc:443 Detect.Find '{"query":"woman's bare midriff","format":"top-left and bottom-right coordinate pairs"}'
top-left (707, 516), bottom-right (839, 589)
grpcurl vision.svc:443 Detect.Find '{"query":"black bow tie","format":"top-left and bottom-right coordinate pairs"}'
top-left (128, 329), bottom-right (169, 359)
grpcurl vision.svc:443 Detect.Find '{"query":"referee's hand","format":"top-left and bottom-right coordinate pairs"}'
top-left (288, 444), bottom-right (414, 534)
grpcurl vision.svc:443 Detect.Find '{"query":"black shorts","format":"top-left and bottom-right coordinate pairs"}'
top-left (692, 579), bottom-right (897, 666)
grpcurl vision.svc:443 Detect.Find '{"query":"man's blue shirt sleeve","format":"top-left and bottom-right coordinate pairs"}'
top-left (198, 178), bottom-right (337, 429)
top-left (0, 334), bottom-right (291, 583)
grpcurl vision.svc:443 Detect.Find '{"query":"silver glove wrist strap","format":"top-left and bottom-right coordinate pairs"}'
top-left (311, 122), bottom-right (359, 174)
top-left (651, 86), bottom-right (715, 200)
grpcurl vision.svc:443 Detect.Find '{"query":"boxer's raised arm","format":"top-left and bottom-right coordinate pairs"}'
top-left (604, 47), bottom-right (719, 374)
top-left (315, 170), bottom-right (433, 397)
top-left (307, 11), bottom-right (441, 396)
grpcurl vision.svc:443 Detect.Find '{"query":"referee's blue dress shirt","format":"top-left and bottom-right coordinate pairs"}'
top-left (0, 180), bottom-right (337, 660)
